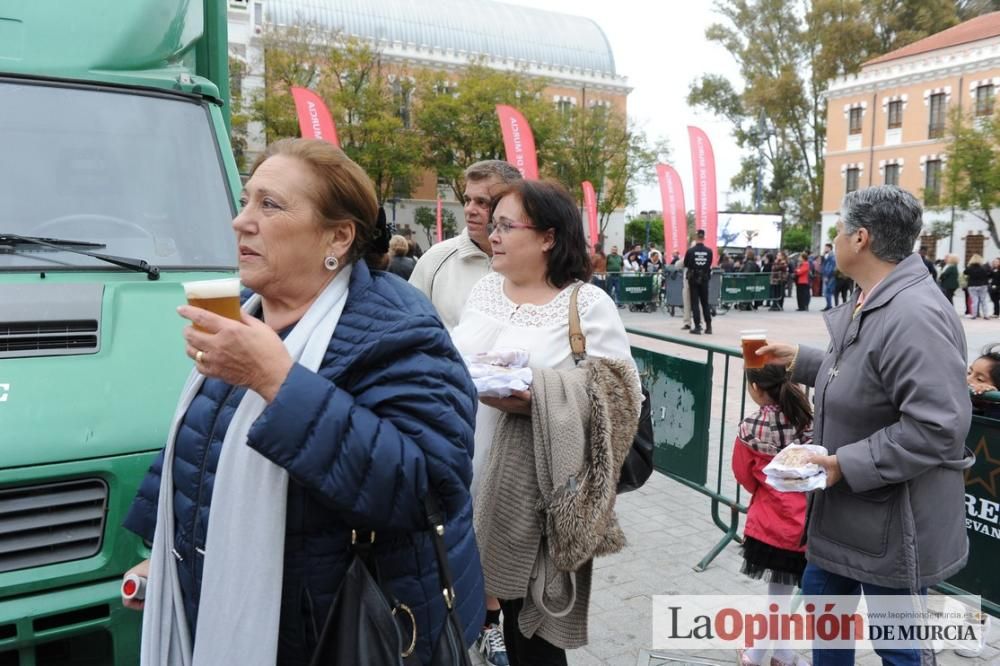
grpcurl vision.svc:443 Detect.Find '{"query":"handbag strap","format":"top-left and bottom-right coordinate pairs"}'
top-left (423, 494), bottom-right (458, 612)
top-left (568, 283), bottom-right (587, 365)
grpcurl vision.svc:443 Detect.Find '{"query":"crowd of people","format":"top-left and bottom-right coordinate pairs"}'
top-left (120, 142), bottom-right (986, 666)
top-left (587, 239), bottom-right (859, 319)
top-left (123, 144), bottom-right (640, 666)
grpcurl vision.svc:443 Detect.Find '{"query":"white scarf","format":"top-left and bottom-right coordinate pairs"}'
top-left (141, 265), bottom-right (352, 666)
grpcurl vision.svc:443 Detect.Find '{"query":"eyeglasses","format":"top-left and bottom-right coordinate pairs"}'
top-left (487, 219), bottom-right (537, 235)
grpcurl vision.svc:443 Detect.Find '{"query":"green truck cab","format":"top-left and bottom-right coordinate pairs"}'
top-left (0, 1), bottom-right (239, 662)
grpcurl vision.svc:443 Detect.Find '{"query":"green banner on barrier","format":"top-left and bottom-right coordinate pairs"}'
top-left (620, 274), bottom-right (656, 305)
top-left (948, 415), bottom-right (1000, 613)
top-left (719, 273), bottom-right (771, 304)
top-left (632, 347), bottom-right (711, 486)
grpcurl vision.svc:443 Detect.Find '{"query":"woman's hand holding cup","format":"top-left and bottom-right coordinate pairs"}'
top-left (756, 342), bottom-right (799, 368)
top-left (179, 306), bottom-right (293, 403)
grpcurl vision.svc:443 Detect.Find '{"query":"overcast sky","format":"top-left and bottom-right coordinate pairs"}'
top-left (501, 0), bottom-right (746, 216)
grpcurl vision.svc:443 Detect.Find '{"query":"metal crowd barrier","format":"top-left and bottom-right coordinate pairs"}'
top-left (626, 328), bottom-right (750, 571)
top-left (628, 329), bottom-right (1000, 616)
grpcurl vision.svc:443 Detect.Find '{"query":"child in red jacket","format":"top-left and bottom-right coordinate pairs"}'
top-left (732, 364), bottom-right (813, 666)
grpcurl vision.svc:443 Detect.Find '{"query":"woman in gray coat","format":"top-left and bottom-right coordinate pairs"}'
top-left (759, 186), bottom-right (974, 665)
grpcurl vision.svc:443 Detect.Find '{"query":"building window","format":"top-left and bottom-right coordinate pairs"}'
top-left (924, 159), bottom-right (942, 203)
top-left (884, 163), bottom-right (900, 186)
top-left (966, 233), bottom-right (985, 265)
top-left (556, 99), bottom-right (573, 114)
top-left (848, 107), bottom-right (863, 135)
top-left (919, 235), bottom-right (937, 261)
top-left (887, 100), bottom-right (903, 129)
top-left (845, 167), bottom-right (860, 194)
top-left (976, 84), bottom-right (995, 117)
top-left (928, 93), bottom-right (947, 139)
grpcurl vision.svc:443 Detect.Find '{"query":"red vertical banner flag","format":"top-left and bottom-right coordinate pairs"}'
top-left (581, 181), bottom-right (599, 249)
top-left (436, 198), bottom-right (443, 244)
top-left (291, 87), bottom-right (340, 148)
top-left (656, 164), bottom-right (685, 257)
top-left (495, 104), bottom-right (539, 180)
top-left (687, 126), bottom-right (718, 254)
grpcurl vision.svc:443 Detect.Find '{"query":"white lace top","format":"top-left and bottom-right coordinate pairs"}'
top-left (452, 272), bottom-right (638, 497)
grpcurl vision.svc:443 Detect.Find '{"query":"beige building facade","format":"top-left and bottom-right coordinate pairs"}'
top-left (823, 13), bottom-right (1000, 264)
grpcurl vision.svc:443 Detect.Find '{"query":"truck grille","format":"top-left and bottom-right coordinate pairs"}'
top-left (0, 320), bottom-right (98, 354)
top-left (0, 479), bottom-right (108, 574)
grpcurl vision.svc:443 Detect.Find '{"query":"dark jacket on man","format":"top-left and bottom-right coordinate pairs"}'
top-left (683, 242), bottom-right (713, 284)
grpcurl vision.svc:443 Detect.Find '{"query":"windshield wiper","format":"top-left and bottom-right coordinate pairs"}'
top-left (0, 233), bottom-right (160, 280)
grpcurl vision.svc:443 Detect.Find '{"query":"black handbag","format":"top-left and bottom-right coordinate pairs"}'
top-left (424, 495), bottom-right (474, 666)
top-left (569, 285), bottom-right (655, 494)
top-left (617, 386), bottom-right (654, 493)
top-left (309, 495), bottom-right (472, 666)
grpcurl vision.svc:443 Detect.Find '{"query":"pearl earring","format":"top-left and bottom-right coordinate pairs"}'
top-left (324, 255), bottom-right (339, 271)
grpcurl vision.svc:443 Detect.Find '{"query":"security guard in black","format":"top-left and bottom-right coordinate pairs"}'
top-left (683, 230), bottom-right (714, 334)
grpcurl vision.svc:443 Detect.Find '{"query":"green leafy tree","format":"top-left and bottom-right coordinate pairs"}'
top-left (229, 55), bottom-right (250, 172)
top-left (689, 0), bottom-right (958, 231)
top-left (941, 107), bottom-right (1000, 248)
top-left (414, 206), bottom-right (458, 246)
top-left (549, 105), bottom-right (663, 236)
top-left (251, 25), bottom-right (425, 203)
top-left (782, 224), bottom-right (813, 253)
top-left (252, 24), bottom-right (327, 144)
top-left (959, 0), bottom-right (1000, 19)
top-left (413, 64), bottom-right (561, 200)
top-left (317, 39), bottom-right (425, 203)
top-left (624, 214), bottom-right (665, 249)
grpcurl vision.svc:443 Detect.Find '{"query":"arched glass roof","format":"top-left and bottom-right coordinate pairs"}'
top-left (266, 0), bottom-right (618, 75)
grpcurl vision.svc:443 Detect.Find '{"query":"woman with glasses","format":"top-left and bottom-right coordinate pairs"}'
top-left (452, 180), bottom-right (641, 665)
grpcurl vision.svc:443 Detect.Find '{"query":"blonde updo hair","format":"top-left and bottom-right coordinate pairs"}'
top-left (388, 234), bottom-right (409, 257)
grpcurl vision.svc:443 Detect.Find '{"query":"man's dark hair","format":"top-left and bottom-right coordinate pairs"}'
top-left (490, 180), bottom-right (592, 288)
top-left (696, 229), bottom-right (706, 239)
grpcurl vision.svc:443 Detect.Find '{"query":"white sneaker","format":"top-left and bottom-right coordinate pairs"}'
top-left (476, 624), bottom-right (509, 666)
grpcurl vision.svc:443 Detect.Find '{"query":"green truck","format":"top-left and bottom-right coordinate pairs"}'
top-left (0, 1), bottom-right (239, 663)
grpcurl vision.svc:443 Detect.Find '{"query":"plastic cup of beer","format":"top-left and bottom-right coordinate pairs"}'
top-left (182, 278), bottom-right (242, 331)
top-left (741, 330), bottom-right (769, 369)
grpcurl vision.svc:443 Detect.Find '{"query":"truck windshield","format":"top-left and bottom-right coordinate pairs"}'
top-left (0, 79), bottom-right (237, 271)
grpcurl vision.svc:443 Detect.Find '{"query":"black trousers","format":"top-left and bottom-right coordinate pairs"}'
top-left (769, 283), bottom-right (784, 309)
top-left (689, 280), bottom-right (711, 329)
top-left (795, 283), bottom-right (810, 311)
top-left (499, 598), bottom-right (568, 666)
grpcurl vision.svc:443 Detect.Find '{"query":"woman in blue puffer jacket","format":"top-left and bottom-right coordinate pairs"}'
top-left (122, 138), bottom-right (484, 665)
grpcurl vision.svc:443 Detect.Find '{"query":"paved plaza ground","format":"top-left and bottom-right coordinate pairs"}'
top-left (554, 295), bottom-right (1000, 665)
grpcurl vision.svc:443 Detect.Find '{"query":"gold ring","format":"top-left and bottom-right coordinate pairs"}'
top-left (195, 350), bottom-right (204, 364)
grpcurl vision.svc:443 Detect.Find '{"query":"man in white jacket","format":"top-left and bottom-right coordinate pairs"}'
top-left (409, 160), bottom-right (522, 331)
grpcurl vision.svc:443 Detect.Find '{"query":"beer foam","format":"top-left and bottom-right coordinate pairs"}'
top-left (740, 329), bottom-right (767, 340)
top-left (182, 278), bottom-right (241, 299)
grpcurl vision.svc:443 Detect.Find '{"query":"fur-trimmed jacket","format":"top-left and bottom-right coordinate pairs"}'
top-left (474, 358), bottom-right (641, 649)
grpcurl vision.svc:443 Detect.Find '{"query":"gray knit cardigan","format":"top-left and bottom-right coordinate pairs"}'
top-left (474, 357), bottom-right (641, 649)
